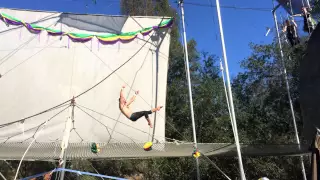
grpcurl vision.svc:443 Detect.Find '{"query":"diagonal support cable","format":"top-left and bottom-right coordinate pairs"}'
top-left (75, 105), bottom-right (142, 144)
top-left (13, 104), bottom-right (72, 180)
top-left (200, 152), bottom-right (231, 180)
top-left (2, 104), bottom-right (71, 143)
top-left (75, 105), bottom-right (112, 139)
top-left (77, 103), bottom-right (189, 143)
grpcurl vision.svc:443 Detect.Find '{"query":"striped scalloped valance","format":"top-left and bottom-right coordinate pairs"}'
top-left (0, 12), bottom-right (173, 44)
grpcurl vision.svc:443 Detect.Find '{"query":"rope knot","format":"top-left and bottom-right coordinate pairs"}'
top-left (71, 96), bottom-right (75, 105)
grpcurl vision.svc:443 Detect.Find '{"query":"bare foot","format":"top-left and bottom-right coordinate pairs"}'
top-left (152, 106), bottom-right (163, 112)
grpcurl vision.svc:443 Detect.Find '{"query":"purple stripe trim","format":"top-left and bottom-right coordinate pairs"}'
top-left (160, 19), bottom-right (174, 28)
top-left (47, 31), bottom-right (64, 36)
top-left (25, 23), bottom-right (41, 34)
top-left (67, 35), bottom-right (92, 43)
top-left (98, 39), bottom-right (119, 45)
top-left (141, 30), bottom-right (152, 36)
top-left (3, 18), bottom-right (24, 25)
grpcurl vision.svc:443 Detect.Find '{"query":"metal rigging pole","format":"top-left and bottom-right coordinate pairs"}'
top-left (215, 0), bottom-right (246, 179)
top-left (178, 0), bottom-right (200, 179)
top-left (271, 1), bottom-right (307, 180)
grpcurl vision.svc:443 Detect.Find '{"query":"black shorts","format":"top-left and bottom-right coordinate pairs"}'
top-left (129, 111), bottom-right (152, 121)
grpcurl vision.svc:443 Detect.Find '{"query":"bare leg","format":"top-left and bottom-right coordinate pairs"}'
top-left (151, 106), bottom-right (163, 112)
top-left (144, 106), bottom-right (162, 128)
top-left (146, 118), bottom-right (153, 128)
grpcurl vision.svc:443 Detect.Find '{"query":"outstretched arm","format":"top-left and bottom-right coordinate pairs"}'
top-left (126, 90), bottom-right (139, 106)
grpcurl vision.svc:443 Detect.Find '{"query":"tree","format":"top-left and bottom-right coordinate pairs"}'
top-left (232, 38), bottom-right (310, 179)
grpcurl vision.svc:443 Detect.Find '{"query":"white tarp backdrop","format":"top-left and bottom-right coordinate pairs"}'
top-left (0, 8), bottom-right (171, 145)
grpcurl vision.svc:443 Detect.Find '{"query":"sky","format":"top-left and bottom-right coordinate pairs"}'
top-left (0, 0), bottom-right (304, 76)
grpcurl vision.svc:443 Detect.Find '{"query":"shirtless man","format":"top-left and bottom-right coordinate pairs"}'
top-left (119, 85), bottom-right (162, 128)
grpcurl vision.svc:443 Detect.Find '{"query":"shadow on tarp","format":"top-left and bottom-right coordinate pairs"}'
top-left (57, 13), bottom-right (127, 34)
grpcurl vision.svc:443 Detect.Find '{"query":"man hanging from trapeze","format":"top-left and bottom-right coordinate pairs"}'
top-left (119, 85), bottom-right (162, 128)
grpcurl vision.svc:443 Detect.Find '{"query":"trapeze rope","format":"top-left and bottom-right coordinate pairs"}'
top-left (289, 0), bottom-right (294, 15)
top-left (68, 46), bottom-right (76, 100)
top-left (70, 128), bottom-right (85, 142)
top-left (220, 60), bottom-right (235, 134)
top-left (0, 171), bottom-right (6, 180)
top-left (13, 104), bottom-right (71, 180)
top-left (290, 0), bottom-right (313, 35)
top-left (151, 29), bottom-right (168, 142)
top-left (2, 105), bottom-right (68, 143)
top-left (149, 50), bottom-right (154, 142)
top-left (76, 105), bottom-right (142, 144)
top-left (0, 102), bottom-right (69, 129)
top-left (200, 152), bottom-right (231, 180)
top-left (89, 162), bottom-right (104, 180)
top-left (2, 108), bottom-right (67, 143)
top-left (75, 105), bottom-right (112, 140)
top-left (76, 104), bottom-right (189, 143)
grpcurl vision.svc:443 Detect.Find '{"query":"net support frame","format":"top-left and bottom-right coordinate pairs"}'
top-left (215, 0), bottom-right (246, 179)
top-left (271, 1), bottom-right (307, 180)
top-left (178, 0), bottom-right (201, 179)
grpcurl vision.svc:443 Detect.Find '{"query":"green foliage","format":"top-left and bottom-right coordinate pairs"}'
top-left (233, 39), bottom-right (307, 144)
